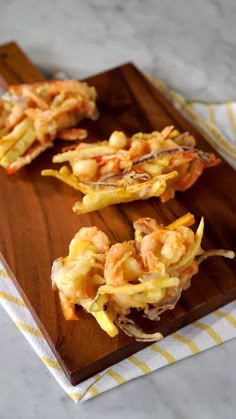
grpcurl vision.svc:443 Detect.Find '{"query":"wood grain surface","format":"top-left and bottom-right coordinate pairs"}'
top-left (0, 42), bottom-right (235, 385)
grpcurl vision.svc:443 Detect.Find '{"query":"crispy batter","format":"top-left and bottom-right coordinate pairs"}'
top-left (51, 213), bottom-right (235, 341)
top-left (0, 80), bottom-right (97, 173)
top-left (42, 128), bottom-right (220, 213)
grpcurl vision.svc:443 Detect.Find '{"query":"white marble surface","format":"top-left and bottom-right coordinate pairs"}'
top-left (0, 0), bottom-right (236, 417)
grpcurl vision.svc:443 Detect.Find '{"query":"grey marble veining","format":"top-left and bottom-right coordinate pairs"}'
top-left (0, 0), bottom-right (236, 418)
top-left (1, 0), bottom-right (236, 100)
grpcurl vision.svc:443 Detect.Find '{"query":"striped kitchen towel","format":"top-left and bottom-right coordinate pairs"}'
top-left (149, 76), bottom-right (236, 169)
top-left (0, 78), bottom-right (236, 402)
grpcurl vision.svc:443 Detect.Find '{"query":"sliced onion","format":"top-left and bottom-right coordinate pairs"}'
top-left (144, 288), bottom-right (181, 321)
top-left (133, 146), bottom-right (213, 165)
top-left (117, 316), bottom-right (163, 342)
top-left (197, 249), bottom-right (235, 265)
top-left (82, 171), bottom-right (150, 188)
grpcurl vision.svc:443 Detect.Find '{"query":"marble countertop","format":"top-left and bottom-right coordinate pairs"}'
top-left (1, 0), bottom-right (236, 417)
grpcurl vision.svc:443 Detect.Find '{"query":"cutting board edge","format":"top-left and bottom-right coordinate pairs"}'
top-left (1, 250), bottom-right (236, 386)
top-left (0, 252), bottom-right (72, 383)
top-left (1, 41), bottom-right (236, 386)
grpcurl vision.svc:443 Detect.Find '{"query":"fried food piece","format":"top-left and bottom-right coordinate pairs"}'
top-left (42, 128), bottom-right (220, 214)
top-left (51, 226), bottom-right (119, 337)
top-left (0, 80), bottom-right (97, 173)
top-left (51, 213), bottom-right (234, 341)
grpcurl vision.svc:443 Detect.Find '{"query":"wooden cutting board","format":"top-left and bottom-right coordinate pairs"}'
top-left (0, 42), bottom-right (235, 386)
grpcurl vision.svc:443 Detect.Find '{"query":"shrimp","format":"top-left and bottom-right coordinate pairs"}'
top-left (43, 127), bottom-right (220, 211)
top-left (58, 290), bottom-right (78, 321)
top-left (51, 214), bottom-right (234, 340)
top-left (22, 86), bottom-right (49, 110)
top-left (102, 237), bottom-right (180, 314)
top-left (140, 231), bottom-right (166, 273)
top-left (104, 241), bottom-right (143, 287)
top-left (103, 241), bottom-right (152, 313)
top-left (51, 227), bottom-right (109, 320)
top-left (140, 226), bottom-right (195, 270)
top-left (170, 152), bottom-right (219, 193)
top-left (97, 157), bottom-right (121, 178)
top-left (73, 226), bottom-right (110, 254)
top-left (159, 189), bottom-right (175, 202)
top-left (57, 128), bottom-right (87, 141)
top-left (0, 79), bottom-right (97, 172)
top-left (133, 217), bottom-right (161, 242)
top-left (177, 159), bottom-right (204, 191)
top-left (160, 155), bottom-right (205, 202)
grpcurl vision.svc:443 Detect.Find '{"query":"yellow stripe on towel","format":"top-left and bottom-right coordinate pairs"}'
top-left (172, 332), bottom-right (200, 354)
top-left (170, 93), bottom-right (236, 156)
top-left (128, 356), bottom-right (151, 374)
top-left (107, 369), bottom-right (125, 384)
top-left (0, 269), bottom-right (10, 279)
top-left (226, 103), bottom-right (236, 140)
top-left (0, 291), bottom-right (25, 307)
top-left (68, 392), bottom-right (83, 402)
top-left (15, 321), bottom-right (44, 338)
top-left (193, 321), bottom-right (223, 344)
top-left (150, 344), bottom-right (175, 364)
top-left (207, 104), bottom-right (216, 124)
top-left (40, 356), bottom-right (62, 370)
top-left (88, 386), bottom-right (100, 397)
top-left (214, 310), bottom-right (236, 328)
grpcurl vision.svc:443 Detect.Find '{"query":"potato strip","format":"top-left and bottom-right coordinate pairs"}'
top-left (0, 80), bottom-right (97, 172)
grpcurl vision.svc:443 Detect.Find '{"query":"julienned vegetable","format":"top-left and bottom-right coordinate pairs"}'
top-left (51, 213), bottom-right (234, 341)
top-left (0, 80), bottom-right (97, 173)
top-left (42, 127), bottom-right (221, 214)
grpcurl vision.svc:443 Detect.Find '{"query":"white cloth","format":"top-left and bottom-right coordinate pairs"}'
top-left (150, 77), bottom-right (236, 169)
